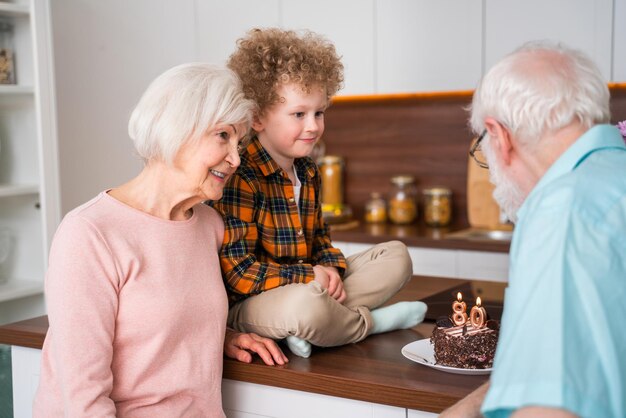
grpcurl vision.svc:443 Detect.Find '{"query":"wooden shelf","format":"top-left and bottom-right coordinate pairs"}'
top-left (0, 280), bottom-right (43, 303)
top-left (0, 2), bottom-right (29, 17)
top-left (0, 184), bottom-right (38, 198)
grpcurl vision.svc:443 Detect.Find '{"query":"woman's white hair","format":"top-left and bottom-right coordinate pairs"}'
top-left (129, 63), bottom-right (254, 164)
top-left (470, 41), bottom-right (610, 147)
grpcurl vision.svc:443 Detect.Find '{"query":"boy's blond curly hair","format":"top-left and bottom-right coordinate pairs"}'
top-left (227, 28), bottom-right (344, 114)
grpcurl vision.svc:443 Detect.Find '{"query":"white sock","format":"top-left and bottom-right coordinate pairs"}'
top-left (286, 335), bottom-right (312, 358)
top-left (370, 301), bottom-right (427, 335)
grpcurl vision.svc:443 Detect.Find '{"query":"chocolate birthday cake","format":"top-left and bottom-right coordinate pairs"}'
top-left (430, 317), bottom-right (500, 369)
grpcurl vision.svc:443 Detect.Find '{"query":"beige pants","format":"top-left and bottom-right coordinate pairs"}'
top-left (227, 240), bottom-right (413, 347)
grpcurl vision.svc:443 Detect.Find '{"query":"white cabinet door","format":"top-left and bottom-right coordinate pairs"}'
top-left (333, 241), bottom-right (380, 258)
top-left (615, 0), bottom-right (626, 82)
top-left (407, 409), bottom-right (438, 418)
top-left (281, 0), bottom-right (376, 95)
top-left (11, 346), bottom-right (41, 418)
top-left (337, 241), bottom-right (509, 281)
top-left (222, 379), bottom-right (406, 418)
top-left (457, 250), bottom-right (508, 282)
top-left (485, 0), bottom-right (613, 80)
top-left (195, 0), bottom-right (280, 65)
top-left (375, 0), bottom-right (483, 93)
top-left (407, 247), bottom-right (457, 278)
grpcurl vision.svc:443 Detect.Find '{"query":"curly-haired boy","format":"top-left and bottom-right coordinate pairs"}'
top-left (211, 28), bottom-right (427, 358)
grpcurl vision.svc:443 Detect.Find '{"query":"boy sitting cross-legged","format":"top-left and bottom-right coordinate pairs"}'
top-left (211, 27), bottom-right (427, 358)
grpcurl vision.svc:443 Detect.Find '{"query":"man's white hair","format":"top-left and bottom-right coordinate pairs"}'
top-left (470, 41), bottom-right (610, 146)
top-left (129, 63), bottom-right (253, 164)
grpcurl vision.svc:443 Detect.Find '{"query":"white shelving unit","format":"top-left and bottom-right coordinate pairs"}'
top-left (0, 0), bottom-right (59, 324)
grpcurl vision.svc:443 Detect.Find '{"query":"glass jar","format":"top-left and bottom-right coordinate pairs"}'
top-left (423, 187), bottom-right (452, 227)
top-left (364, 192), bottom-right (387, 223)
top-left (388, 175), bottom-right (418, 225)
top-left (0, 18), bottom-right (15, 84)
top-left (318, 155), bottom-right (344, 207)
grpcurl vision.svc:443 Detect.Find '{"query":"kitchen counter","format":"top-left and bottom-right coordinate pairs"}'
top-left (330, 222), bottom-right (510, 253)
top-left (0, 276), bottom-right (495, 413)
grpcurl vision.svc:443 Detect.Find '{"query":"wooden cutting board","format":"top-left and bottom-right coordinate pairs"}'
top-left (466, 154), bottom-right (513, 230)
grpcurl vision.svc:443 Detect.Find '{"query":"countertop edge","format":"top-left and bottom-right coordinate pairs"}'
top-left (0, 277), bottom-right (490, 413)
top-left (223, 359), bottom-right (458, 412)
top-left (330, 226), bottom-right (510, 253)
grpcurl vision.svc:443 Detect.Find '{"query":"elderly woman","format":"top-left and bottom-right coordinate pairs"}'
top-left (33, 63), bottom-right (287, 417)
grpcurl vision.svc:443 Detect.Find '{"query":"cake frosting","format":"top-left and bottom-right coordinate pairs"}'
top-left (430, 317), bottom-right (499, 369)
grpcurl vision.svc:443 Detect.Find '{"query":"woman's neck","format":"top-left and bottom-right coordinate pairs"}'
top-left (109, 162), bottom-right (201, 221)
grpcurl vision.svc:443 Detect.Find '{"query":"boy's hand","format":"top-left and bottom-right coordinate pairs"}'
top-left (313, 265), bottom-right (347, 303)
top-left (224, 329), bottom-right (289, 366)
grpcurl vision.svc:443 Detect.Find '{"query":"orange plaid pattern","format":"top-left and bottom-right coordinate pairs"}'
top-left (210, 137), bottom-right (347, 304)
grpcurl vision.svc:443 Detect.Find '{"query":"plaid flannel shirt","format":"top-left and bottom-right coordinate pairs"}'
top-left (210, 136), bottom-right (347, 304)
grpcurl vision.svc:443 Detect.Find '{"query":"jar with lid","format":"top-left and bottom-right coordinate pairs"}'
top-left (318, 155), bottom-right (344, 207)
top-left (0, 18), bottom-right (15, 84)
top-left (388, 175), bottom-right (418, 224)
top-left (364, 192), bottom-right (387, 223)
top-left (423, 187), bottom-right (452, 227)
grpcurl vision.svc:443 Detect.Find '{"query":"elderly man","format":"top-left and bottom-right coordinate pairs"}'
top-left (442, 42), bottom-right (626, 418)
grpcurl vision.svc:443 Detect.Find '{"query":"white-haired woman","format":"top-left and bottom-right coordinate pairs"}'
top-left (33, 63), bottom-right (288, 418)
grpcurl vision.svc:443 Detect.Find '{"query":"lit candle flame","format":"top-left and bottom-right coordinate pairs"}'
top-left (457, 292), bottom-right (462, 302)
top-left (476, 297), bottom-right (482, 307)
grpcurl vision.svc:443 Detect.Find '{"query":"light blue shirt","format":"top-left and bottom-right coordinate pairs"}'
top-left (482, 125), bottom-right (626, 418)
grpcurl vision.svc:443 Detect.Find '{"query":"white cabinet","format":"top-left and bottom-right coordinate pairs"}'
top-left (335, 242), bottom-right (509, 282)
top-left (484, 0), bottom-right (614, 80)
top-left (281, 0), bottom-right (376, 95)
top-left (407, 246), bottom-right (458, 278)
top-left (615, 0), bottom-right (626, 81)
top-left (195, 0), bottom-right (280, 65)
top-left (408, 409), bottom-right (437, 418)
top-left (8, 347), bottom-right (425, 418)
top-left (194, 0), bottom-right (377, 95)
top-left (223, 379), bottom-right (407, 418)
top-left (0, 0), bottom-right (58, 324)
top-left (11, 345), bottom-right (41, 418)
top-left (457, 250), bottom-right (508, 282)
top-left (375, 0), bottom-right (483, 93)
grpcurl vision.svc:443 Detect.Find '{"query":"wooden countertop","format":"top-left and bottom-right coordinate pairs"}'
top-left (0, 276), bottom-right (493, 413)
top-left (330, 222), bottom-right (510, 253)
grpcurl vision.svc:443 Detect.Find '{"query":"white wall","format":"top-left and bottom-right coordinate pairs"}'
top-left (51, 0), bottom-right (197, 213)
top-left (51, 0), bottom-right (625, 215)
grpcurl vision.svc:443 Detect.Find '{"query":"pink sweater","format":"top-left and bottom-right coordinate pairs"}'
top-left (34, 192), bottom-right (228, 417)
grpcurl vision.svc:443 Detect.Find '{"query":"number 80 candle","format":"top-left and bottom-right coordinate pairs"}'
top-left (470, 297), bottom-right (487, 328)
top-left (452, 292), bottom-right (468, 326)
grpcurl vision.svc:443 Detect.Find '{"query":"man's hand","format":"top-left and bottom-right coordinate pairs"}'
top-left (313, 265), bottom-right (346, 303)
top-left (224, 330), bottom-right (289, 366)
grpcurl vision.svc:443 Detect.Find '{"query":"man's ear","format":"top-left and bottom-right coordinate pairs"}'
top-left (484, 117), bottom-right (514, 165)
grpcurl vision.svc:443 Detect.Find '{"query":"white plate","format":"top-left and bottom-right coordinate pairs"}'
top-left (401, 338), bottom-right (492, 375)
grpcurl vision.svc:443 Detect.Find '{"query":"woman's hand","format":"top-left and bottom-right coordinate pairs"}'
top-left (313, 265), bottom-right (347, 303)
top-left (224, 329), bottom-right (289, 366)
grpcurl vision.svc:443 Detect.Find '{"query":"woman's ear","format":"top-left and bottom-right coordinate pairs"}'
top-left (484, 118), bottom-right (514, 165)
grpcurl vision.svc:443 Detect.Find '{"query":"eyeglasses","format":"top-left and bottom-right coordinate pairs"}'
top-left (469, 130), bottom-right (489, 169)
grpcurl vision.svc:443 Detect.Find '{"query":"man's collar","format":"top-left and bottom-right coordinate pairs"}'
top-left (534, 124), bottom-right (625, 190)
top-left (516, 124), bottom-right (625, 220)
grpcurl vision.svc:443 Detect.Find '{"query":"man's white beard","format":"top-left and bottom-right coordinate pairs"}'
top-left (482, 137), bottom-right (527, 223)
